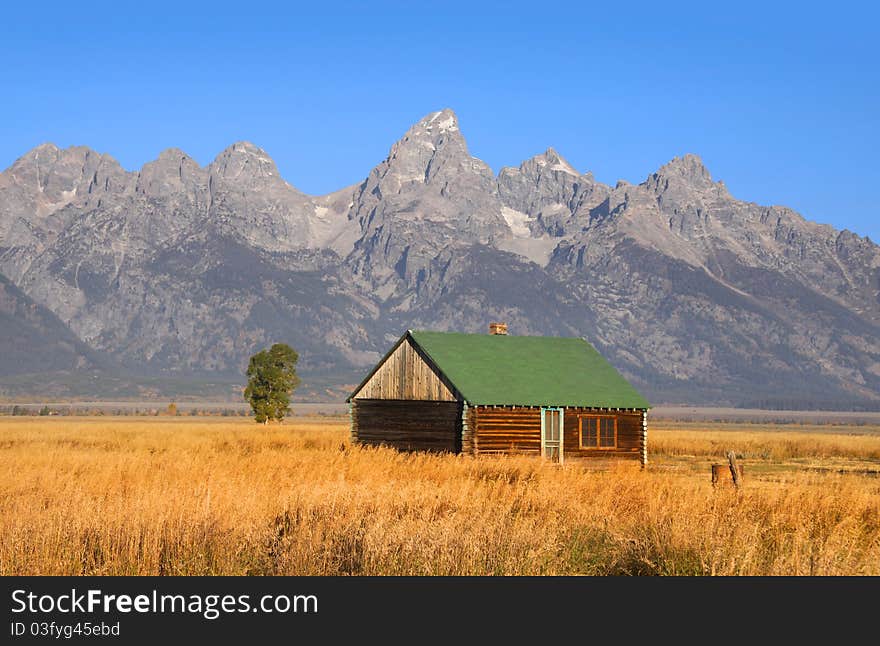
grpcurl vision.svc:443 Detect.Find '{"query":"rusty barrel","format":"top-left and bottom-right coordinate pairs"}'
top-left (711, 463), bottom-right (744, 486)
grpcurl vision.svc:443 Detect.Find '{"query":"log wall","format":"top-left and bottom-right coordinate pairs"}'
top-left (351, 399), bottom-right (462, 453)
top-left (352, 337), bottom-right (456, 401)
top-left (469, 406), bottom-right (645, 462)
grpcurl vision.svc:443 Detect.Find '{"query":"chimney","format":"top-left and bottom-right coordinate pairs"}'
top-left (489, 322), bottom-right (508, 336)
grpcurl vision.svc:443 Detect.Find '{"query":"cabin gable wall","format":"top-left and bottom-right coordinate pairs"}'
top-left (351, 337), bottom-right (456, 402)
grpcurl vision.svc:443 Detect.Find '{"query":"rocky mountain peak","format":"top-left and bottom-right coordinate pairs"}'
top-left (640, 153), bottom-right (731, 213)
top-left (390, 108), bottom-right (464, 158)
top-left (346, 109), bottom-right (507, 281)
top-left (209, 141), bottom-right (282, 184)
top-left (652, 153), bottom-right (713, 187)
top-left (500, 148), bottom-right (583, 183)
top-left (225, 141), bottom-right (264, 155)
top-left (155, 147), bottom-right (195, 163)
top-left (3, 144), bottom-right (127, 209)
top-left (136, 148), bottom-right (206, 198)
top-left (15, 142), bottom-right (60, 162)
top-left (10, 143), bottom-right (94, 174)
top-left (496, 148), bottom-right (606, 241)
top-left (533, 147), bottom-right (580, 176)
top-left (417, 108), bottom-right (459, 134)
top-left (364, 108), bottom-right (493, 197)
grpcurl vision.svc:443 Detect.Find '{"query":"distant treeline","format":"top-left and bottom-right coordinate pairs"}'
top-left (735, 398), bottom-right (880, 412)
top-left (1, 405), bottom-right (251, 417)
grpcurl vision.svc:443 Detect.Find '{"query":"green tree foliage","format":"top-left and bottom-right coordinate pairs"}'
top-left (244, 343), bottom-right (300, 424)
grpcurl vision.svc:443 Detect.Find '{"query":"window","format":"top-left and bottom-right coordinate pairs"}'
top-left (579, 416), bottom-right (617, 449)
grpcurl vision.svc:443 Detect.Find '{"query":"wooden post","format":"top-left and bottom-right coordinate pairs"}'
top-left (727, 450), bottom-right (742, 489)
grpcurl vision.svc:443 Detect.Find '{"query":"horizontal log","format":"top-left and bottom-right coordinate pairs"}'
top-left (567, 451), bottom-right (641, 457)
top-left (475, 410), bottom-right (541, 417)
top-left (566, 442), bottom-right (640, 448)
top-left (354, 410), bottom-right (460, 418)
top-left (476, 440), bottom-right (541, 445)
top-left (475, 442), bottom-right (540, 448)
top-left (352, 399), bottom-right (463, 453)
top-left (477, 449), bottom-right (540, 454)
top-left (476, 429), bottom-right (544, 435)
top-left (355, 403), bottom-right (458, 410)
top-left (477, 441), bottom-right (541, 447)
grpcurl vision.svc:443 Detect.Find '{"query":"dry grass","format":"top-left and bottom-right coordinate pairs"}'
top-left (651, 422), bottom-right (880, 462)
top-left (1, 416), bottom-right (879, 576)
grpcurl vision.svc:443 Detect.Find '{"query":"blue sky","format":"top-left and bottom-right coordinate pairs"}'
top-left (2, 1), bottom-right (878, 239)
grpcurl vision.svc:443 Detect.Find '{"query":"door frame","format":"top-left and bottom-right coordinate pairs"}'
top-left (540, 407), bottom-right (564, 464)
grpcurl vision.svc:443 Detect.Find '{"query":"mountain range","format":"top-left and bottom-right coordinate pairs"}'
top-left (2, 108), bottom-right (879, 407)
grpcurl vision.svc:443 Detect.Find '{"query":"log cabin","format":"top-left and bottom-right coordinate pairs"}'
top-left (347, 324), bottom-right (651, 465)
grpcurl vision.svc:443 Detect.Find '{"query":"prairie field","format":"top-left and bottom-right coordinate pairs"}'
top-left (1, 416), bottom-right (879, 576)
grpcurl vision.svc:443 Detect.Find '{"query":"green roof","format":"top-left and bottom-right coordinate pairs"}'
top-left (408, 330), bottom-right (650, 409)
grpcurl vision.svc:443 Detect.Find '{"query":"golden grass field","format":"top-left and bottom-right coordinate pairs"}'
top-left (1, 416), bottom-right (879, 575)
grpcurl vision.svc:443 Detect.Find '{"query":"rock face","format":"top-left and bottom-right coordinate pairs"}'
top-left (347, 109), bottom-right (509, 290)
top-left (1, 109), bottom-right (879, 407)
top-left (0, 271), bottom-right (102, 376)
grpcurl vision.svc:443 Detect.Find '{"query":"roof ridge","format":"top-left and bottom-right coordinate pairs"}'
top-left (411, 329), bottom-right (588, 340)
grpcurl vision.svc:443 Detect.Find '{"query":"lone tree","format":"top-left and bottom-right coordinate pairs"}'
top-left (244, 343), bottom-right (300, 424)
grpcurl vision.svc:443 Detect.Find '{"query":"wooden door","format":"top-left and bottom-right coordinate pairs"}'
top-left (541, 408), bottom-right (563, 464)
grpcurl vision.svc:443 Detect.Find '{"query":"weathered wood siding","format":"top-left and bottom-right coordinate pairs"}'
top-left (469, 406), bottom-right (646, 462)
top-left (352, 337), bottom-right (456, 401)
top-left (351, 399), bottom-right (462, 453)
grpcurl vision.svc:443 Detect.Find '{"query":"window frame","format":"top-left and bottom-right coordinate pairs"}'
top-left (578, 415), bottom-right (618, 450)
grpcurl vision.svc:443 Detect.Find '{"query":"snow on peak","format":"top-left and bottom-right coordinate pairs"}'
top-left (31, 142), bottom-right (61, 154)
top-left (220, 142), bottom-right (275, 164)
top-left (500, 206), bottom-right (532, 238)
top-left (230, 141), bottom-right (263, 155)
top-left (497, 207), bottom-right (558, 266)
top-left (526, 148), bottom-right (578, 176)
top-left (543, 148), bottom-right (579, 176)
top-left (210, 142), bottom-right (279, 178)
top-left (421, 109), bottom-right (458, 133)
top-left (551, 160), bottom-right (578, 176)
